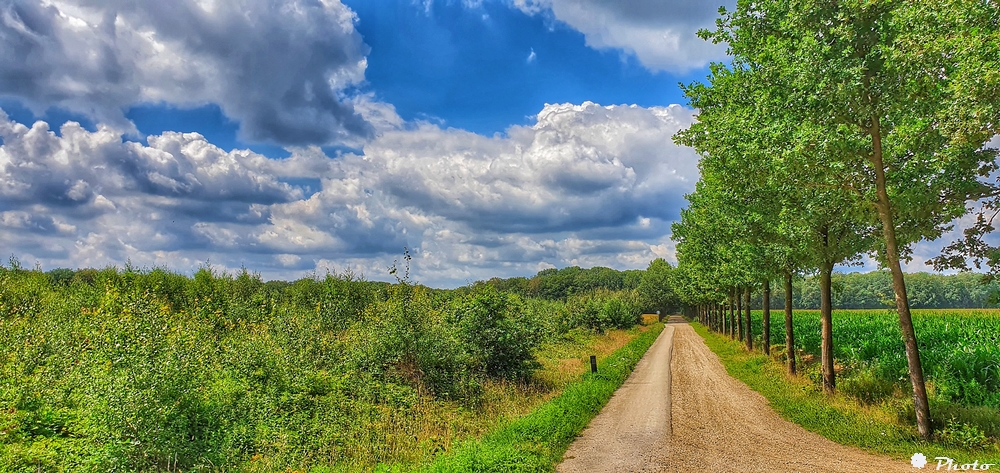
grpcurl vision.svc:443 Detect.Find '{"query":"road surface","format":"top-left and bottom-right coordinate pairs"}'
top-left (557, 317), bottom-right (912, 472)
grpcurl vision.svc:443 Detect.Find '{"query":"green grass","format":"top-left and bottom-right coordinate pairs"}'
top-left (691, 322), bottom-right (1000, 464)
top-left (401, 323), bottom-right (665, 473)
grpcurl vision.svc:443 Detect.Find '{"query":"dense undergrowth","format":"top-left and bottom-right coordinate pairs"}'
top-left (0, 261), bottom-right (649, 472)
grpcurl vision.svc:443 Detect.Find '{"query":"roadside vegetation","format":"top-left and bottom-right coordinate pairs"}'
top-left (692, 323), bottom-right (1000, 463)
top-left (415, 323), bottom-right (663, 473)
top-left (0, 258), bottom-right (665, 472)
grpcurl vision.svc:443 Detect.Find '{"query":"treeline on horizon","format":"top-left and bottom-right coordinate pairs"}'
top-left (469, 264), bottom-right (998, 310)
top-left (764, 271), bottom-right (1000, 310)
top-left (39, 261), bottom-right (1000, 310)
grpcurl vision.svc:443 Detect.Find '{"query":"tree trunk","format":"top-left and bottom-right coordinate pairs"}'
top-left (730, 290), bottom-right (737, 339)
top-left (762, 279), bottom-right (771, 356)
top-left (820, 260), bottom-right (835, 394)
top-left (717, 302), bottom-right (722, 332)
top-left (870, 115), bottom-right (931, 439)
top-left (736, 287), bottom-right (744, 342)
top-left (713, 302), bottom-right (719, 331)
top-left (784, 271), bottom-right (796, 375)
top-left (744, 285), bottom-right (752, 351)
top-left (723, 296), bottom-right (729, 335)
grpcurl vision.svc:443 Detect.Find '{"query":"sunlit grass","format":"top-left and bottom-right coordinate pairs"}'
top-left (693, 322), bottom-right (1000, 463)
top-left (413, 323), bottom-right (664, 473)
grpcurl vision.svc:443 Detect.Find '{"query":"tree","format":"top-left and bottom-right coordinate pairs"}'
top-left (705, 0), bottom-right (1000, 438)
top-left (638, 258), bottom-right (678, 315)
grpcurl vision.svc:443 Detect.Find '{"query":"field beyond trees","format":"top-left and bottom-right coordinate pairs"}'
top-left (0, 260), bottom-right (662, 472)
top-left (752, 309), bottom-right (1000, 410)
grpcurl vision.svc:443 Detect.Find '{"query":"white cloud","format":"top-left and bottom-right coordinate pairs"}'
top-left (512, 0), bottom-right (733, 73)
top-left (0, 102), bottom-right (698, 286)
top-left (0, 0), bottom-right (372, 145)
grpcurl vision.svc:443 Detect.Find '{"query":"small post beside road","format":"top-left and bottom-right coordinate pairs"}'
top-left (590, 355), bottom-right (597, 373)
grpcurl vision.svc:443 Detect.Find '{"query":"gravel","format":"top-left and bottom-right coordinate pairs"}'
top-left (557, 317), bottom-right (912, 472)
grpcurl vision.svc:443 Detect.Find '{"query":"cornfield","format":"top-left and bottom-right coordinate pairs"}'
top-left (752, 309), bottom-right (1000, 408)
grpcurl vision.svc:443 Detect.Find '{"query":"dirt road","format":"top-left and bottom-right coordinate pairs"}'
top-left (557, 317), bottom-right (912, 472)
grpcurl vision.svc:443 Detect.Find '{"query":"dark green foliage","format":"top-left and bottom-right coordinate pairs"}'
top-left (44, 268), bottom-right (75, 285)
top-left (565, 290), bottom-right (642, 333)
top-left (480, 266), bottom-right (643, 301)
top-left (766, 272), bottom-right (1000, 310)
top-left (344, 284), bottom-right (475, 399)
top-left (637, 258), bottom-right (678, 315)
top-left (449, 287), bottom-right (542, 379)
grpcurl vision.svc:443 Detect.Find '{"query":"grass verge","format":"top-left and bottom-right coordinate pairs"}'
top-left (396, 322), bottom-right (665, 473)
top-left (690, 322), bottom-right (1000, 464)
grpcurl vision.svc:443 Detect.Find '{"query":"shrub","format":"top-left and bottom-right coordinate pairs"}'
top-left (565, 289), bottom-right (642, 332)
top-left (344, 285), bottom-right (473, 399)
top-left (939, 418), bottom-right (991, 450)
top-left (449, 287), bottom-right (542, 380)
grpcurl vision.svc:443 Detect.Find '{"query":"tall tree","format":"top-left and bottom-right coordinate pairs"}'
top-left (706, 0), bottom-right (1000, 438)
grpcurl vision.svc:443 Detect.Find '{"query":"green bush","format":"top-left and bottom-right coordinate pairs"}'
top-left (939, 418), bottom-right (992, 451)
top-left (449, 287), bottom-right (542, 380)
top-left (566, 289), bottom-right (642, 332)
top-left (342, 283), bottom-right (481, 401)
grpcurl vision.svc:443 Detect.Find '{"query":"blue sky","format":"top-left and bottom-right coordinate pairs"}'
top-left (0, 0), bottom-right (955, 286)
top-left (344, 1), bottom-right (696, 135)
top-left (3, 1), bottom-right (702, 148)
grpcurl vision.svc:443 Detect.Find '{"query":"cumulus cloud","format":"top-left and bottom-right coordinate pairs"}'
top-left (362, 101), bottom-right (697, 233)
top-left (511, 0), bottom-right (733, 73)
top-left (0, 0), bottom-right (372, 145)
top-left (0, 102), bottom-right (698, 286)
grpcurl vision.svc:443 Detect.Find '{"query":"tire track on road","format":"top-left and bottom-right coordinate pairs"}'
top-left (558, 318), bottom-right (912, 472)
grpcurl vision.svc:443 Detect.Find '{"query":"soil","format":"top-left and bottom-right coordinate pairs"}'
top-left (556, 317), bottom-right (913, 472)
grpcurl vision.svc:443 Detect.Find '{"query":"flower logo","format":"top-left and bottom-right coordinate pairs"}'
top-left (911, 453), bottom-right (927, 469)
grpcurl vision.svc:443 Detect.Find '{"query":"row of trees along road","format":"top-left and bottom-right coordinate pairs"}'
top-left (670, 0), bottom-right (1000, 440)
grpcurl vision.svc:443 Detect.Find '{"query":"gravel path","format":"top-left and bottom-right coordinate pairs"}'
top-left (557, 317), bottom-right (913, 472)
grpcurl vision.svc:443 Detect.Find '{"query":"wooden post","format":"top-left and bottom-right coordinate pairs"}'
top-left (590, 355), bottom-right (597, 373)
